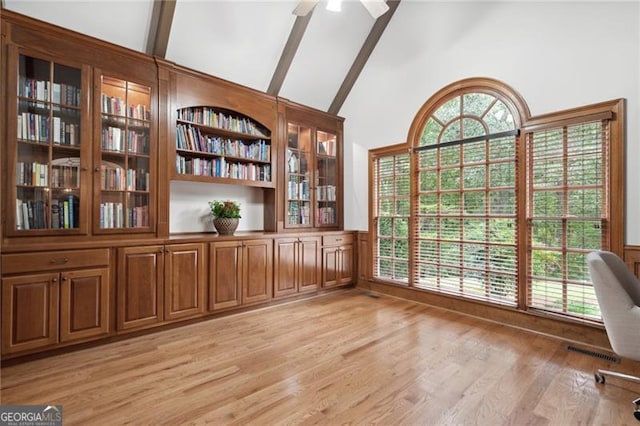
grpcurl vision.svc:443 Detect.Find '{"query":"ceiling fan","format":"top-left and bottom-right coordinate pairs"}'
top-left (293, 0), bottom-right (390, 19)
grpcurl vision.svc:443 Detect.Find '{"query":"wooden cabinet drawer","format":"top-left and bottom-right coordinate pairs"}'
top-left (2, 249), bottom-right (110, 275)
top-left (323, 233), bottom-right (353, 246)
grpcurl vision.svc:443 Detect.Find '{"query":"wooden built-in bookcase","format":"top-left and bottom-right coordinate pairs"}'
top-left (0, 10), bottom-right (352, 360)
top-left (96, 74), bottom-right (154, 232)
top-left (174, 106), bottom-right (273, 187)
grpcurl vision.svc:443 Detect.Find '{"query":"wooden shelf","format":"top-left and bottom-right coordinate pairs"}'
top-left (172, 173), bottom-right (275, 188)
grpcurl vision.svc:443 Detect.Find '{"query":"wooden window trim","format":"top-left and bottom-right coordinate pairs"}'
top-left (369, 77), bottom-right (625, 326)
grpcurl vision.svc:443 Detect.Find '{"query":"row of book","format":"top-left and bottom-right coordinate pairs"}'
top-left (101, 126), bottom-right (149, 154)
top-left (177, 107), bottom-right (266, 136)
top-left (288, 202), bottom-right (311, 225)
top-left (99, 203), bottom-right (148, 228)
top-left (51, 165), bottom-right (80, 188)
top-left (16, 196), bottom-right (78, 230)
top-left (17, 161), bottom-right (48, 186)
top-left (101, 167), bottom-right (149, 191)
top-left (318, 139), bottom-right (337, 156)
top-left (317, 185), bottom-right (337, 201)
top-left (317, 207), bottom-right (336, 225)
top-left (176, 155), bottom-right (272, 182)
top-left (176, 124), bottom-right (270, 161)
top-left (101, 94), bottom-right (150, 120)
top-left (287, 179), bottom-right (310, 200)
top-left (18, 77), bottom-right (81, 107)
top-left (17, 113), bottom-right (80, 145)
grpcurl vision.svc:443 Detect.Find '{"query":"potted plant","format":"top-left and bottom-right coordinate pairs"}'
top-left (208, 200), bottom-right (241, 235)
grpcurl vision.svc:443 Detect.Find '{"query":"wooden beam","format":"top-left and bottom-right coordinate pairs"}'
top-left (146, 0), bottom-right (176, 58)
top-left (328, 0), bottom-right (401, 115)
top-left (267, 11), bottom-right (314, 96)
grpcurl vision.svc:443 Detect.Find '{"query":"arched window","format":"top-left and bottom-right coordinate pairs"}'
top-left (410, 80), bottom-right (526, 305)
top-left (370, 77), bottom-right (624, 323)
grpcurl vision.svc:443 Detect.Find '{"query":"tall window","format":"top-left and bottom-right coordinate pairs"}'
top-left (369, 78), bottom-right (624, 324)
top-left (525, 117), bottom-right (611, 320)
top-left (371, 146), bottom-right (410, 283)
top-left (413, 93), bottom-right (519, 306)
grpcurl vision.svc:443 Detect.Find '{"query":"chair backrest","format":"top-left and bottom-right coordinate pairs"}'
top-left (587, 251), bottom-right (640, 360)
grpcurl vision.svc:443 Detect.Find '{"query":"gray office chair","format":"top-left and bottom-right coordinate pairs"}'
top-left (587, 250), bottom-right (640, 420)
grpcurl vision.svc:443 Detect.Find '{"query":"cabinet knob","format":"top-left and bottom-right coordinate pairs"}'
top-left (61, 276), bottom-right (68, 282)
top-left (158, 249), bottom-right (164, 254)
top-left (81, 167), bottom-right (88, 171)
top-left (51, 278), bottom-right (57, 283)
top-left (94, 167), bottom-right (100, 172)
top-left (50, 257), bottom-right (69, 264)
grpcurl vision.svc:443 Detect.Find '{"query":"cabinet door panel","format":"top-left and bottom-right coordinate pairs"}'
top-left (117, 246), bottom-right (163, 330)
top-left (2, 273), bottom-right (59, 354)
top-left (299, 237), bottom-right (320, 292)
top-left (339, 245), bottom-right (354, 284)
top-left (209, 242), bottom-right (242, 310)
top-left (60, 268), bottom-right (109, 342)
top-left (243, 239), bottom-right (273, 305)
top-left (274, 239), bottom-right (297, 298)
top-left (322, 248), bottom-right (339, 287)
top-left (358, 233), bottom-right (369, 281)
top-left (165, 243), bottom-right (205, 321)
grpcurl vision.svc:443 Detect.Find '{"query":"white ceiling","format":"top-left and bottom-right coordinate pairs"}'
top-left (4, 0), bottom-right (383, 112)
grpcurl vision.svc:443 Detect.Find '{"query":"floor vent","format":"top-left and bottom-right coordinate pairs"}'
top-left (566, 345), bottom-right (620, 363)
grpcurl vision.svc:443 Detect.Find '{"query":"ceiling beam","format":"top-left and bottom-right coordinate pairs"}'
top-left (267, 11), bottom-right (314, 96)
top-left (146, 0), bottom-right (177, 58)
top-left (328, 0), bottom-right (401, 115)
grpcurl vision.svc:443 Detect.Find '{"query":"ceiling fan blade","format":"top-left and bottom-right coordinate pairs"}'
top-left (293, 0), bottom-right (320, 16)
top-left (361, 0), bottom-right (389, 19)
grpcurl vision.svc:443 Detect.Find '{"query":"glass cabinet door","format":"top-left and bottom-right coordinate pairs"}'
top-left (98, 76), bottom-right (151, 231)
top-left (315, 130), bottom-right (338, 227)
top-left (14, 54), bottom-right (84, 233)
top-left (286, 123), bottom-right (312, 227)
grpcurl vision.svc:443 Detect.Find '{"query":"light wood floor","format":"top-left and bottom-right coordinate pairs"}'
top-left (2, 289), bottom-right (639, 425)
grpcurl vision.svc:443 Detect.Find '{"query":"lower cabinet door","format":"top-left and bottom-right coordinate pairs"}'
top-left (117, 246), bottom-right (164, 330)
top-left (1, 273), bottom-right (59, 354)
top-left (299, 237), bottom-right (321, 292)
top-left (274, 238), bottom-right (298, 298)
top-left (165, 243), bottom-right (205, 321)
top-left (338, 244), bottom-right (354, 284)
top-left (322, 248), bottom-right (339, 287)
top-left (242, 239), bottom-right (273, 305)
top-left (209, 241), bottom-right (242, 310)
top-left (60, 268), bottom-right (110, 342)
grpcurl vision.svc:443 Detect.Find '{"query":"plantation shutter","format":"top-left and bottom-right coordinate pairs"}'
top-left (412, 94), bottom-right (519, 306)
top-left (372, 151), bottom-right (410, 283)
top-left (525, 117), bottom-right (610, 321)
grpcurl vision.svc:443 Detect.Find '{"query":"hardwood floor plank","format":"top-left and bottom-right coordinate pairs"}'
top-left (2, 289), bottom-right (639, 425)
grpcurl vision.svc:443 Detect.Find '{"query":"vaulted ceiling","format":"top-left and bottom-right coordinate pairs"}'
top-left (3, 0), bottom-right (400, 114)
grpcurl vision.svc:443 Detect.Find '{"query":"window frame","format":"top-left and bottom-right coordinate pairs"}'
top-left (369, 143), bottom-right (412, 285)
top-left (368, 77), bottom-right (625, 325)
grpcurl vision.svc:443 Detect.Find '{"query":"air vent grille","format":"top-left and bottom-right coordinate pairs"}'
top-left (566, 345), bottom-right (620, 363)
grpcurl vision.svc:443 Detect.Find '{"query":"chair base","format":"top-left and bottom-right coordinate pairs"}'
top-left (596, 369), bottom-right (640, 385)
top-left (595, 369), bottom-right (640, 421)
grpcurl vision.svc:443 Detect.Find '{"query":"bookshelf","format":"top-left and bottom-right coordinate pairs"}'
top-left (315, 130), bottom-right (338, 227)
top-left (97, 76), bottom-right (152, 231)
top-left (284, 115), bottom-right (341, 230)
top-left (10, 53), bottom-right (85, 234)
top-left (173, 106), bottom-right (274, 188)
top-left (286, 123), bottom-right (312, 226)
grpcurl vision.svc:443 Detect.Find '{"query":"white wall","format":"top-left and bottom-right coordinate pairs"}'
top-left (340, 1), bottom-right (640, 245)
top-left (170, 181), bottom-right (265, 233)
